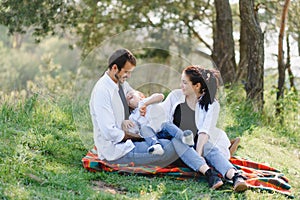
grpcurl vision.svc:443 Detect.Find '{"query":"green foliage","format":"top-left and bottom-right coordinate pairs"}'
top-left (0, 0), bottom-right (78, 41)
top-left (0, 26), bottom-right (81, 93)
top-left (223, 83), bottom-right (299, 146)
top-left (0, 94), bottom-right (86, 199)
top-left (0, 1), bottom-right (299, 198)
top-left (0, 81), bottom-right (299, 199)
top-left (223, 85), bottom-right (262, 139)
top-left (69, 0), bottom-right (215, 56)
top-left (267, 87), bottom-right (299, 145)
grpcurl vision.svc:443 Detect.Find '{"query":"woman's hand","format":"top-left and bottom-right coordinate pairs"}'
top-left (196, 132), bottom-right (209, 156)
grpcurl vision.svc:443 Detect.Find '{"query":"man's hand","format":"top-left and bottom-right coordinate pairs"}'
top-left (121, 120), bottom-right (135, 131)
top-left (121, 120), bottom-right (143, 142)
top-left (122, 131), bottom-right (143, 142)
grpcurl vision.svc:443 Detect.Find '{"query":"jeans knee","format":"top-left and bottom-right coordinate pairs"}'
top-left (203, 143), bottom-right (220, 157)
top-left (140, 125), bottom-right (155, 136)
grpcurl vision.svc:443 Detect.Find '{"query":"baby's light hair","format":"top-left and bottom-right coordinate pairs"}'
top-left (135, 90), bottom-right (145, 99)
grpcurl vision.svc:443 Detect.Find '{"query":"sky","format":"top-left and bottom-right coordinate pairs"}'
top-left (229, 0), bottom-right (239, 4)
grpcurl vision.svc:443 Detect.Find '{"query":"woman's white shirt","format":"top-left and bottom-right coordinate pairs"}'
top-left (195, 100), bottom-right (231, 159)
top-left (161, 89), bottom-right (230, 159)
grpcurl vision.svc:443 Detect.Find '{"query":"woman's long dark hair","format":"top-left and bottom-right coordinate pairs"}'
top-left (184, 66), bottom-right (220, 111)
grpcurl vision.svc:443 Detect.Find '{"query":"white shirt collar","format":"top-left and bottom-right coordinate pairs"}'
top-left (103, 71), bottom-right (118, 90)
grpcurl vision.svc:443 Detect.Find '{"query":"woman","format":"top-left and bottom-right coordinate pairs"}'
top-left (163, 66), bottom-right (230, 158)
top-left (161, 65), bottom-right (247, 192)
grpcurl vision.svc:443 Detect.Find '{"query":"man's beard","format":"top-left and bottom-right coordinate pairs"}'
top-left (115, 71), bottom-right (126, 83)
top-left (114, 73), bottom-right (119, 82)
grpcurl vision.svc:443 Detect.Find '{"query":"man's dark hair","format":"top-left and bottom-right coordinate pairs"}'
top-left (108, 49), bottom-right (136, 71)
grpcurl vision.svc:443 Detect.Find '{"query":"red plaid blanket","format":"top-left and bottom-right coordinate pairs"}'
top-left (82, 148), bottom-right (293, 197)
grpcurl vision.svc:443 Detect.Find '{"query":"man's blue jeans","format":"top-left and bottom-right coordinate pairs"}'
top-left (108, 123), bottom-right (234, 177)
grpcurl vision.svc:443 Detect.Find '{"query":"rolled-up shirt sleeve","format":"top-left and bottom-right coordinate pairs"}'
top-left (160, 90), bottom-right (183, 122)
top-left (197, 102), bottom-right (220, 136)
top-left (160, 92), bottom-right (173, 122)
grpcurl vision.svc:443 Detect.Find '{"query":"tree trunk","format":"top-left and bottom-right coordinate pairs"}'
top-left (12, 32), bottom-right (22, 49)
top-left (298, 32), bottom-right (300, 56)
top-left (286, 33), bottom-right (297, 92)
top-left (276, 0), bottom-right (291, 115)
top-left (213, 0), bottom-right (237, 85)
top-left (237, 20), bottom-right (248, 82)
top-left (240, 0), bottom-right (264, 112)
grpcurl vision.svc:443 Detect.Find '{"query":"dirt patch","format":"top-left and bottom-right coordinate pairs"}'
top-left (91, 180), bottom-right (127, 195)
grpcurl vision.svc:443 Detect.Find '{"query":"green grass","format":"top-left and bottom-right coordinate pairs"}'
top-left (0, 86), bottom-right (299, 200)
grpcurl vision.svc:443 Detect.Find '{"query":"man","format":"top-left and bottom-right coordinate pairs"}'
top-left (89, 48), bottom-right (230, 190)
top-left (90, 48), bottom-right (141, 161)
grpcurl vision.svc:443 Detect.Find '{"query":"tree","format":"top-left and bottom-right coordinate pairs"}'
top-left (276, 0), bottom-right (291, 115)
top-left (6, 0), bottom-right (300, 100)
top-left (285, 33), bottom-right (296, 92)
top-left (75, 0), bottom-right (215, 57)
top-left (240, 0), bottom-right (265, 112)
top-left (213, 0), bottom-right (237, 84)
top-left (0, 0), bottom-right (78, 44)
top-left (287, 0), bottom-right (300, 92)
top-left (237, 14), bottom-right (248, 82)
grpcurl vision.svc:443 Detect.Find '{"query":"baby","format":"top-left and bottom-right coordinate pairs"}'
top-left (124, 90), bottom-right (194, 155)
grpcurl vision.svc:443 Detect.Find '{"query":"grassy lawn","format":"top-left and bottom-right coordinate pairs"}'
top-left (0, 86), bottom-right (299, 200)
